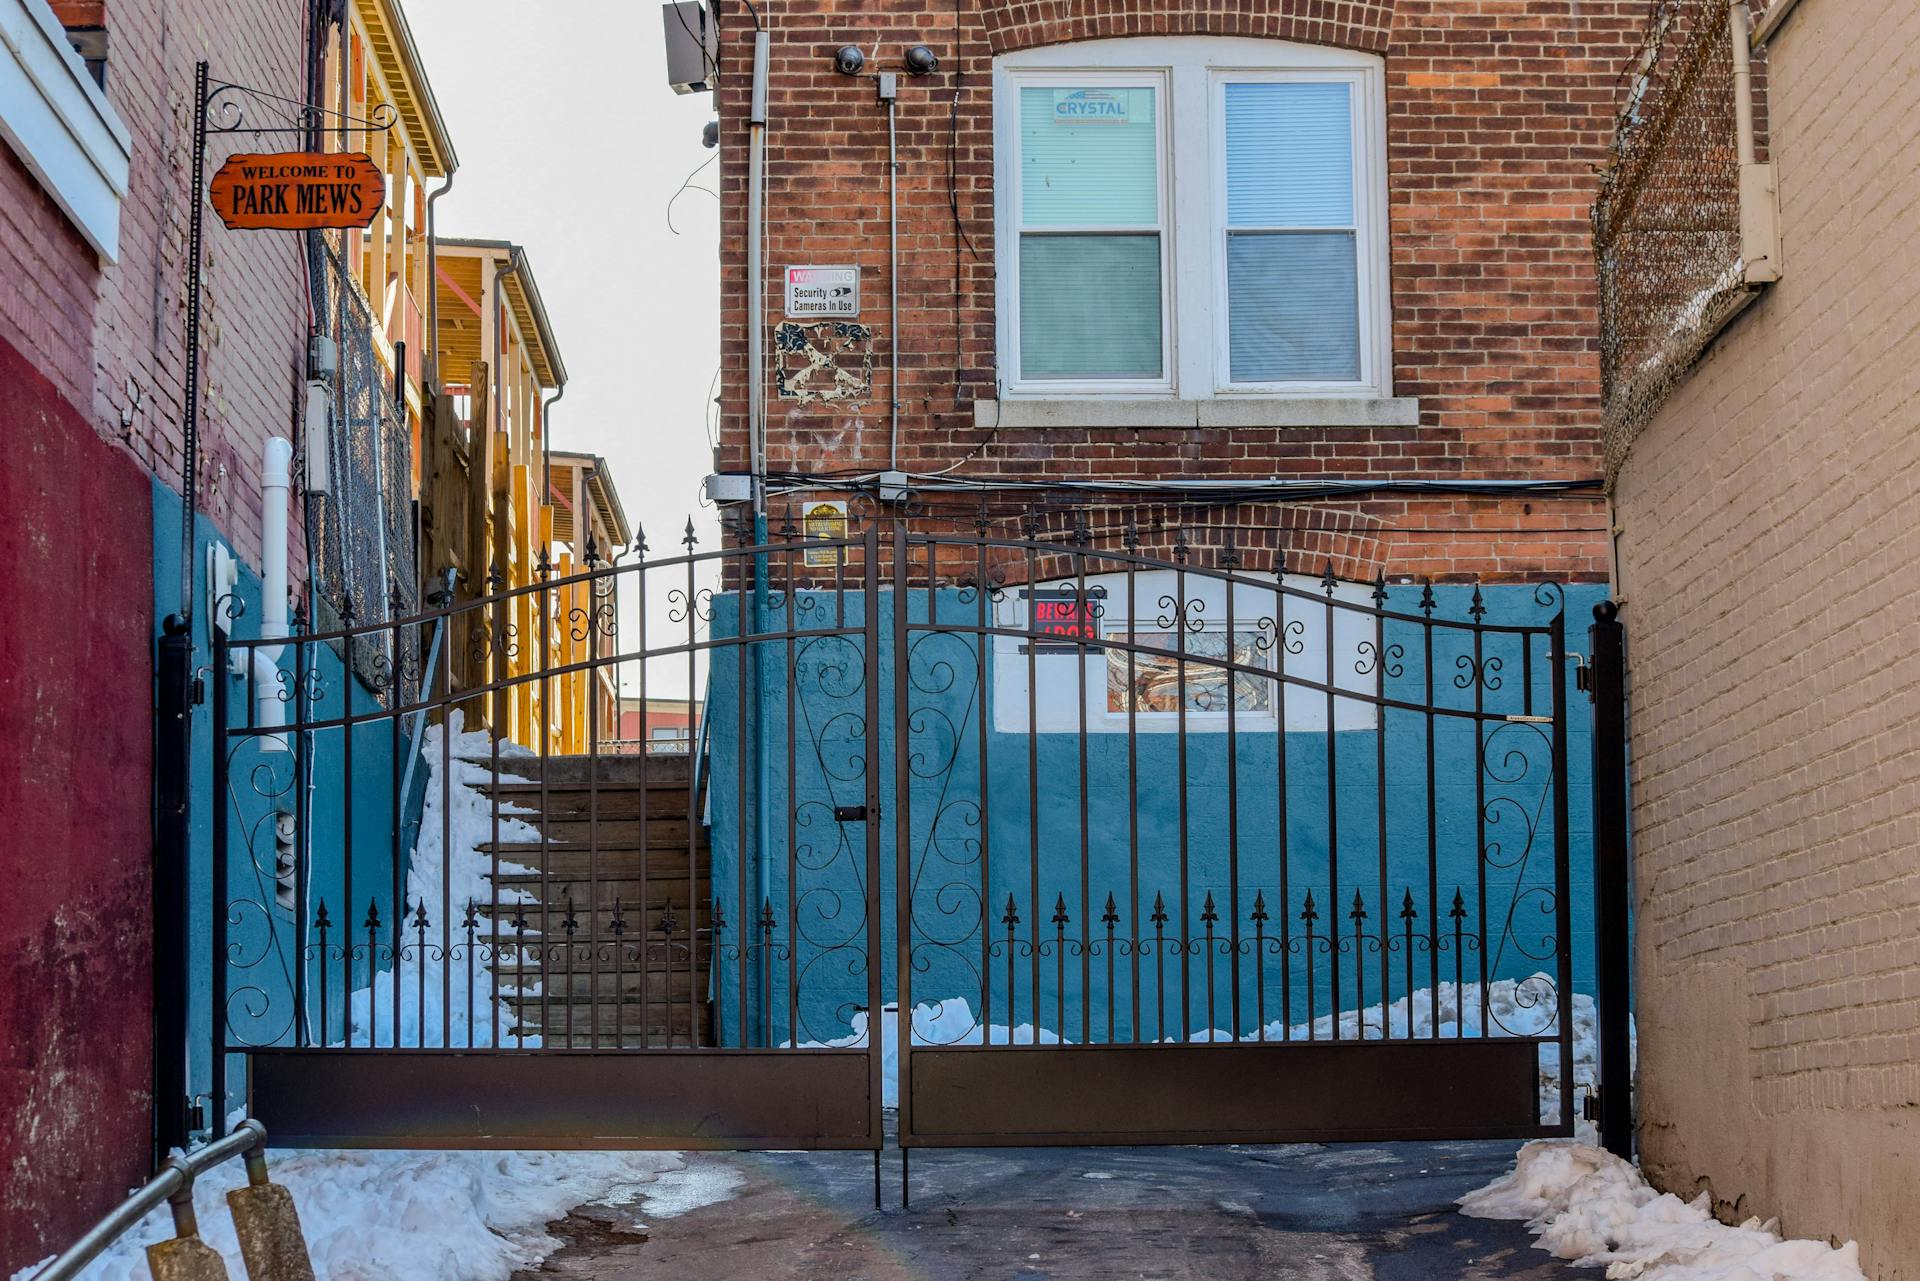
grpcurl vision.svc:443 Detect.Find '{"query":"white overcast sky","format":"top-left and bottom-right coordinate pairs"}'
top-left (408, 0), bottom-right (722, 694)
top-left (407, 0), bottom-right (720, 523)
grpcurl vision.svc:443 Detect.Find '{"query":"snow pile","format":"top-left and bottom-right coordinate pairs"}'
top-left (12, 1148), bottom-right (695, 1281)
top-left (794, 997), bottom-right (1063, 1107)
top-left (805, 976), bottom-right (1620, 1120)
top-left (1462, 1141), bottom-right (1866, 1281)
top-left (346, 713), bottom-right (540, 1048)
top-left (1243, 972), bottom-right (1611, 1125)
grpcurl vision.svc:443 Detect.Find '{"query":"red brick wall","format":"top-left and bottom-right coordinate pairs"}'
top-left (714, 0), bottom-right (1641, 582)
top-left (84, 0), bottom-right (313, 572)
top-left (0, 0), bottom-right (316, 570)
top-left (0, 144), bottom-right (97, 408)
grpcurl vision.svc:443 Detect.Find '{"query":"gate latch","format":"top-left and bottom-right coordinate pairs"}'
top-left (833, 804), bottom-right (870, 823)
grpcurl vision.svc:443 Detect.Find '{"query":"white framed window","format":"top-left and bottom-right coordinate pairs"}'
top-left (991, 570), bottom-right (1380, 734)
top-left (994, 37), bottom-right (1390, 400)
top-left (1005, 72), bottom-right (1172, 394)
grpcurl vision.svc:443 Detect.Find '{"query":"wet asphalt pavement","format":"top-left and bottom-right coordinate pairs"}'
top-left (517, 1136), bottom-right (1584, 1280)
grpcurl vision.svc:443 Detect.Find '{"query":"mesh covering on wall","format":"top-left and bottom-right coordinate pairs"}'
top-left (306, 237), bottom-right (418, 697)
top-left (1593, 0), bottom-right (1760, 484)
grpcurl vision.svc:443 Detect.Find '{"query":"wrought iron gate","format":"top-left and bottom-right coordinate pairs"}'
top-left (203, 516), bottom-right (1582, 1151)
top-left (890, 522), bottom-right (1576, 1148)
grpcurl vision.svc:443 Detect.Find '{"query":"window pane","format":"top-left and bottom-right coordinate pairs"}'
top-left (1020, 234), bottom-right (1163, 379)
top-left (1106, 631), bottom-right (1270, 714)
top-left (1227, 232), bottom-right (1360, 382)
top-left (1020, 86), bottom-right (1158, 226)
top-left (1225, 82), bottom-right (1354, 227)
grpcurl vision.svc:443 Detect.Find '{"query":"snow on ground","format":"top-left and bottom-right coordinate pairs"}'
top-left (805, 976), bottom-right (1618, 1120)
top-left (1461, 1141), bottom-right (1866, 1281)
top-left (10, 1149), bottom-right (724, 1281)
top-left (14, 722), bottom-right (748, 1281)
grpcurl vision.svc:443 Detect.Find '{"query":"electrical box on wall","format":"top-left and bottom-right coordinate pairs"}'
top-left (662, 3), bottom-right (716, 94)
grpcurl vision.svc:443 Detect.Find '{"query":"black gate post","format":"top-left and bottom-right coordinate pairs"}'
top-left (1589, 601), bottom-right (1632, 1158)
top-left (153, 615), bottom-right (193, 1159)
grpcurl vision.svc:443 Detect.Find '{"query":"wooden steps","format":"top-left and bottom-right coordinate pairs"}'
top-left (475, 753), bottom-right (713, 1047)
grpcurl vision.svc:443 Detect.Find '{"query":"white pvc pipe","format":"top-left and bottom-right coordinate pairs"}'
top-left (256, 436), bottom-right (294, 749)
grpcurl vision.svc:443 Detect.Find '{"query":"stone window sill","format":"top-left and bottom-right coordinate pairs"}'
top-left (973, 398), bottom-right (1422, 430)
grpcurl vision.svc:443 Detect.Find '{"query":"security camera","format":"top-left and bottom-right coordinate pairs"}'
top-left (903, 45), bottom-right (939, 75)
top-left (833, 45), bottom-right (866, 75)
top-left (701, 119), bottom-right (719, 148)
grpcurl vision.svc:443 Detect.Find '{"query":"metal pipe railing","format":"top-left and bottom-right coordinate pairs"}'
top-left (31, 1120), bottom-right (270, 1281)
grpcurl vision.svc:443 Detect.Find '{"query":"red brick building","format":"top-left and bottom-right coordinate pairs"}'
top-left (712, 0), bottom-right (1639, 582)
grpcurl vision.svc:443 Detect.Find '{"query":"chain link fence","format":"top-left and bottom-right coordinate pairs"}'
top-left (1593, 0), bottom-right (1761, 483)
top-left (306, 237), bottom-right (418, 697)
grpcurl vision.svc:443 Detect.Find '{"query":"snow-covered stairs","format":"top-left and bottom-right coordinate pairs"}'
top-left (472, 753), bottom-right (714, 1047)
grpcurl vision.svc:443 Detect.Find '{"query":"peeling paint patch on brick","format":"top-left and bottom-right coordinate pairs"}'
top-left (775, 321), bottom-right (874, 404)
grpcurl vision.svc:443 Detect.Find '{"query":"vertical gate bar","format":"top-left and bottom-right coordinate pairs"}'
top-left (343, 627), bottom-right (357, 1049)
top-left (1276, 563), bottom-right (1292, 1041)
top-left (1225, 555), bottom-right (1242, 1040)
top-left (1474, 616), bottom-right (1490, 1037)
top-left (1374, 584), bottom-right (1388, 1040)
top-left (1424, 589), bottom-right (1439, 1039)
top-left (863, 525), bottom-right (884, 1148)
top-left (587, 570), bottom-right (603, 1050)
top-left (1024, 533), bottom-right (1040, 1046)
top-left (1074, 537), bottom-right (1091, 1044)
top-left (293, 631), bottom-right (311, 1048)
top-left (638, 555), bottom-right (657, 1048)
top-left (1590, 602), bottom-right (1632, 1157)
top-left (210, 625), bottom-right (230, 1136)
top-left (439, 611), bottom-right (453, 1048)
top-left (974, 533), bottom-right (992, 1039)
top-left (1126, 540), bottom-right (1140, 1042)
top-left (785, 531), bottom-right (800, 1050)
top-left (1352, 889), bottom-right (1365, 1037)
top-left (734, 549), bottom-right (750, 1047)
top-left (1175, 549), bottom-right (1191, 1042)
top-left (1323, 575), bottom-right (1339, 1040)
top-left (685, 539), bottom-right (701, 1049)
top-left (893, 519), bottom-right (915, 1142)
top-left (633, 554), bottom-right (650, 1049)
top-left (1550, 616), bottom-right (1575, 1135)
top-left (539, 565), bottom-right (554, 1046)
top-left (610, 568), bottom-right (626, 1050)
top-left (489, 579), bottom-right (504, 1047)
top-left (390, 612), bottom-right (404, 1050)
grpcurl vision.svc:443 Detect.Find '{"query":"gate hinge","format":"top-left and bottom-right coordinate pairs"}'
top-left (191, 673), bottom-right (207, 706)
top-left (833, 804), bottom-right (873, 823)
top-left (1581, 1090), bottom-right (1599, 1122)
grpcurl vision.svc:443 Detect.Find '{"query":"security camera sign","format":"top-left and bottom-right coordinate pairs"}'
top-left (785, 265), bottom-right (860, 318)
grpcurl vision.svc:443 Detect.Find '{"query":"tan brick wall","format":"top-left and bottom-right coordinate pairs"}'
top-left (1612, 0), bottom-right (1920, 1273)
top-left (713, 0), bottom-right (1641, 581)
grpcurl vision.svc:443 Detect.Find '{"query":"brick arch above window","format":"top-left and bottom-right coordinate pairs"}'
top-left (979, 0), bottom-right (1397, 57)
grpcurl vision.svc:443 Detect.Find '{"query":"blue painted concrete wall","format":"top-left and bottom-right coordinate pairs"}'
top-left (708, 582), bottom-right (1606, 1049)
top-left (154, 483), bottom-right (404, 1121)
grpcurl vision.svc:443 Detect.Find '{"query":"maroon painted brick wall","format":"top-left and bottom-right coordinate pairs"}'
top-left (714, 0), bottom-right (1643, 582)
top-left (0, 336), bottom-right (155, 1275)
top-left (0, 0), bottom-right (313, 1269)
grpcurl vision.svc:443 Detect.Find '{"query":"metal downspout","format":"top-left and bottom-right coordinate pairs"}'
top-left (425, 173), bottom-right (454, 388)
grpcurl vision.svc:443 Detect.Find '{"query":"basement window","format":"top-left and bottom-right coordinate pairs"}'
top-left (993, 37), bottom-right (1390, 401)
